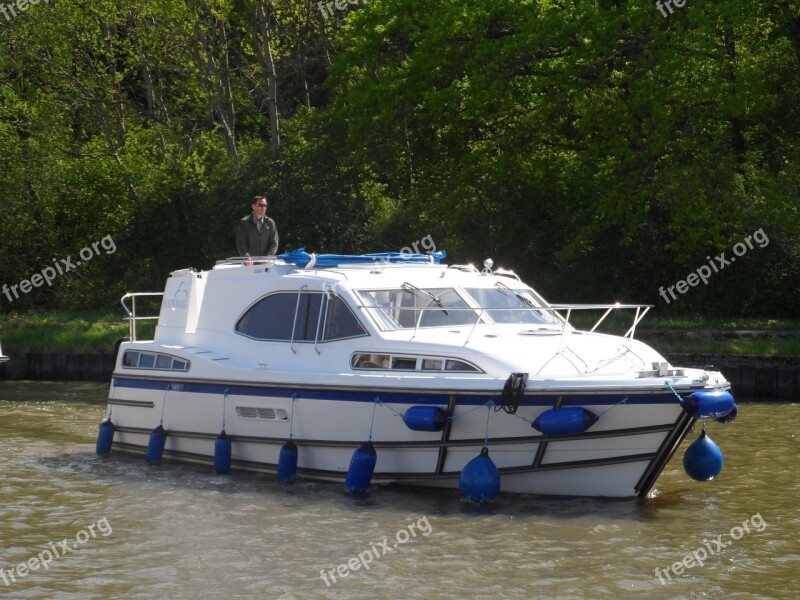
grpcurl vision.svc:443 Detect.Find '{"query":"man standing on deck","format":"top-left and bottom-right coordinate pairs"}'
top-left (236, 195), bottom-right (279, 260)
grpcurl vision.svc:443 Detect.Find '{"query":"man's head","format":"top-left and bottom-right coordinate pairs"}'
top-left (251, 195), bottom-right (268, 217)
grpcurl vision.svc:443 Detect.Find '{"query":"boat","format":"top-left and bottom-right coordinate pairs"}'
top-left (0, 340), bottom-right (8, 364)
top-left (98, 249), bottom-right (736, 499)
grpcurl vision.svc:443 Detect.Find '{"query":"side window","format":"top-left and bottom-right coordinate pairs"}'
top-left (352, 353), bottom-right (390, 369)
top-left (236, 293), bottom-right (298, 340)
top-left (445, 359), bottom-right (480, 372)
top-left (422, 359), bottom-right (443, 370)
top-left (391, 356), bottom-right (417, 370)
top-left (351, 353), bottom-right (482, 372)
top-left (122, 351), bottom-right (139, 367)
top-left (236, 292), bottom-right (367, 342)
top-left (322, 296), bottom-right (367, 340)
top-left (121, 351), bottom-right (190, 371)
top-left (296, 292), bottom-right (323, 341)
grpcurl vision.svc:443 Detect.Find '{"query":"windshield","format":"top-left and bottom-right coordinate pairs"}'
top-left (357, 287), bottom-right (478, 329)
top-left (464, 287), bottom-right (560, 325)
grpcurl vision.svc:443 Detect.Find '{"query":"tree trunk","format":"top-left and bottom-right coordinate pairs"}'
top-left (255, 2), bottom-right (281, 160)
top-left (189, 0), bottom-right (239, 162)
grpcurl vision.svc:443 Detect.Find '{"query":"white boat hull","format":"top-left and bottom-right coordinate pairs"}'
top-left (105, 374), bottom-right (696, 498)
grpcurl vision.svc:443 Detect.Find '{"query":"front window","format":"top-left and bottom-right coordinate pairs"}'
top-left (464, 287), bottom-right (559, 325)
top-left (357, 286), bottom-right (477, 330)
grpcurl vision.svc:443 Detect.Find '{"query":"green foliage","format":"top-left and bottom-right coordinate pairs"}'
top-left (0, 0), bottom-right (798, 318)
top-left (0, 310), bottom-right (128, 353)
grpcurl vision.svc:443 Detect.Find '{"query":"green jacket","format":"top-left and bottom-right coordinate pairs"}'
top-left (236, 214), bottom-right (279, 256)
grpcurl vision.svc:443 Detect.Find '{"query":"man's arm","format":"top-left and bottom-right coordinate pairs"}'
top-left (235, 219), bottom-right (248, 256)
top-left (267, 221), bottom-right (279, 255)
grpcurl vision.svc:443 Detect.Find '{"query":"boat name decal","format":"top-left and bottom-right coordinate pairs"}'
top-left (162, 283), bottom-right (189, 310)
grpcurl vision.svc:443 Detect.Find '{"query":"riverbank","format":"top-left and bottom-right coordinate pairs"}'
top-left (664, 353), bottom-right (800, 400)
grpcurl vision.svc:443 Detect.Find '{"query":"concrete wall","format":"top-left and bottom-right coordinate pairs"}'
top-left (0, 353), bottom-right (116, 382)
top-left (665, 353), bottom-right (800, 401)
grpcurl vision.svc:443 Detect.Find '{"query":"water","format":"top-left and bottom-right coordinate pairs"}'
top-left (0, 381), bottom-right (797, 599)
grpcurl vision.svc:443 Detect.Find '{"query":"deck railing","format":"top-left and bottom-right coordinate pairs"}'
top-left (120, 292), bottom-right (164, 342)
top-left (355, 303), bottom-right (652, 345)
top-left (354, 302), bottom-right (652, 376)
top-left (214, 256), bottom-right (277, 267)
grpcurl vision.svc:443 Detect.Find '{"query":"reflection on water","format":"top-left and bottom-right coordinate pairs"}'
top-left (0, 382), bottom-right (798, 599)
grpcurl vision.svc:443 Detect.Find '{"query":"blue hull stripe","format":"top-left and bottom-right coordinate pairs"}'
top-left (112, 377), bottom-right (680, 407)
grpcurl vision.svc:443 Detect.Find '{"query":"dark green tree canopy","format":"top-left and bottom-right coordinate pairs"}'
top-left (0, 0), bottom-right (798, 316)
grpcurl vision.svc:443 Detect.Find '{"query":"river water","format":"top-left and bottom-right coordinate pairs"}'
top-left (0, 381), bottom-right (797, 599)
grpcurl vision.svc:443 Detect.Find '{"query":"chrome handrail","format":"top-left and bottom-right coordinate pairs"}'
top-left (289, 284), bottom-right (308, 354)
top-left (354, 303), bottom-right (654, 341)
top-left (120, 292), bottom-right (164, 342)
top-left (214, 256), bottom-right (278, 267)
